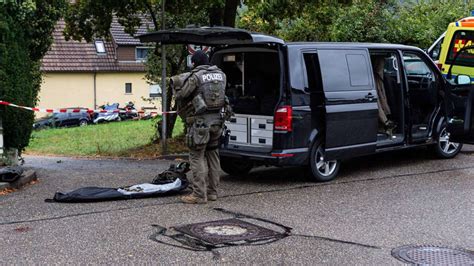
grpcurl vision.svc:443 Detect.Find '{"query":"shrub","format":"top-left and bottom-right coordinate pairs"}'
top-left (0, 1), bottom-right (65, 154)
top-left (0, 8), bottom-right (39, 152)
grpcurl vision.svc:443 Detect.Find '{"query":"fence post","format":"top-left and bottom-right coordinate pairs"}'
top-left (0, 117), bottom-right (3, 156)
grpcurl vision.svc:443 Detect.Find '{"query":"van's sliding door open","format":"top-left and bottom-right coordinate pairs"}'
top-left (318, 49), bottom-right (378, 160)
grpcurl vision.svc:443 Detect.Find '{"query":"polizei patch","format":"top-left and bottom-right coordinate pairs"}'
top-left (201, 73), bottom-right (223, 82)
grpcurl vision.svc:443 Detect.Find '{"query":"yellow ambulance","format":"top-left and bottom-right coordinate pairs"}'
top-left (428, 15), bottom-right (474, 82)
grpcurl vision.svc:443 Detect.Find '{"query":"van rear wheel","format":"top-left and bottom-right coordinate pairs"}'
top-left (220, 157), bottom-right (253, 176)
top-left (309, 140), bottom-right (340, 182)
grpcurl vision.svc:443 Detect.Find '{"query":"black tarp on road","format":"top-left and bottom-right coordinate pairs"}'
top-left (47, 178), bottom-right (187, 203)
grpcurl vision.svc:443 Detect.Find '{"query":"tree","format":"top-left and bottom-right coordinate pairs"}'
top-left (390, 0), bottom-right (474, 48)
top-left (64, 0), bottom-right (242, 42)
top-left (0, 0), bottom-right (66, 155)
top-left (239, 0), bottom-right (474, 49)
top-left (238, 0), bottom-right (352, 41)
top-left (330, 0), bottom-right (397, 43)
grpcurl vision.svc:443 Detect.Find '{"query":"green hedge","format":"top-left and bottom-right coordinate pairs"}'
top-left (0, 1), bottom-right (64, 154)
top-left (0, 8), bottom-right (39, 152)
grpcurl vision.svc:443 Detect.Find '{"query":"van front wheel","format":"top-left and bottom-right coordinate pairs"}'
top-left (309, 141), bottom-right (340, 182)
top-left (432, 125), bottom-right (463, 159)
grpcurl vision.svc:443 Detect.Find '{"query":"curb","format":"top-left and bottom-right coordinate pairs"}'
top-left (154, 154), bottom-right (189, 161)
top-left (0, 182), bottom-right (9, 190)
top-left (0, 170), bottom-right (37, 191)
top-left (24, 154), bottom-right (190, 161)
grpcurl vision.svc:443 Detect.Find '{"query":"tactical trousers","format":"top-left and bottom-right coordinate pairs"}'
top-left (188, 124), bottom-right (223, 200)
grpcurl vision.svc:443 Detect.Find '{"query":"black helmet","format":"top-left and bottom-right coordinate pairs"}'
top-left (191, 50), bottom-right (209, 67)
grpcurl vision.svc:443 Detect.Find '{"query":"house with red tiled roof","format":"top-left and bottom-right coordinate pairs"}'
top-left (39, 19), bottom-right (161, 112)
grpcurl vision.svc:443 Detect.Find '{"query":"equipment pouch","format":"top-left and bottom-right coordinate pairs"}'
top-left (186, 128), bottom-right (194, 148)
top-left (187, 124), bottom-right (210, 148)
top-left (193, 125), bottom-right (210, 146)
top-left (223, 96), bottom-right (234, 121)
top-left (192, 94), bottom-right (207, 115)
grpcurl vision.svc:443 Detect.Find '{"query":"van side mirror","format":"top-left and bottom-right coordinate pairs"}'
top-left (456, 75), bottom-right (471, 85)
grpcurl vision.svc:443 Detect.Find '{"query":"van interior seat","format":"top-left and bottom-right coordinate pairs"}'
top-left (383, 74), bottom-right (402, 120)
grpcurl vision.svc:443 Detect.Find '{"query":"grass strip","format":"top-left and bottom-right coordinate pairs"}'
top-left (26, 119), bottom-right (185, 157)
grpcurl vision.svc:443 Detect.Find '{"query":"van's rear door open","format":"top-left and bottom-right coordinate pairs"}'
top-left (318, 49), bottom-right (378, 160)
top-left (139, 27), bottom-right (284, 46)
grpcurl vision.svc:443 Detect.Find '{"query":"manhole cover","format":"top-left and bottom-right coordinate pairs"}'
top-left (174, 218), bottom-right (283, 245)
top-left (392, 245), bottom-right (474, 265)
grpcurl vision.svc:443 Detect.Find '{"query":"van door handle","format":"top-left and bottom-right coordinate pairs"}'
top-left (365, 93), bottom-right (375, 101)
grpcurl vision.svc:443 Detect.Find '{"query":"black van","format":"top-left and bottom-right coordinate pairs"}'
top-left (140, 28), bottom-right (474, 181)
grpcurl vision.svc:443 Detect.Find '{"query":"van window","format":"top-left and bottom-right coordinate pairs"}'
top-left (403, 52), bottom-right (438, 135)
top-left (346, 54), bottom-right (370, 86)
top-left (53, 113), bottom-right (68, 119)
top-left (303, 53), bottom-right (323, 93)
top-left (318, 49), bottom-right (372, 92)
top-left (446, 30), bottom-right (474, 67)
top-left (288, 48), bottom-right (306, 91)
top-left (403, 53), bottom-right (436, 80)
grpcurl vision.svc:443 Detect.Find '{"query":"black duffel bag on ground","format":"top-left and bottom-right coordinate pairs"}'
top-left (0, 166), bottom-right (24, 183)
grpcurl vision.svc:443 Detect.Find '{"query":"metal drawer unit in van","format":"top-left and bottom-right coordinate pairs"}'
top-left (226, 115), bottom-right (248, 143)
top-left (226, 114), bottom-right (273, 147)
top-left (250, 117), bottom-right (273, 146)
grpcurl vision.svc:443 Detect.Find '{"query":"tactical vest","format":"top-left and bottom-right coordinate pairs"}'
top-left (194, 66), bottom-right (227, 113)
top-left (176, 65), bottom-right (227, 120)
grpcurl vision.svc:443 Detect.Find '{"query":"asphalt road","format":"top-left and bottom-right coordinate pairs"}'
top-left (1, 145), bottom-right (473, 264)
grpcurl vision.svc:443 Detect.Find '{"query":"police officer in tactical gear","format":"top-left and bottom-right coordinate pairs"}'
top-left (170, 50), bottom-right (228, 204)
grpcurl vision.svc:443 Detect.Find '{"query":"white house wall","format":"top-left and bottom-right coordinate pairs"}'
top-left (38, 72), bottom-right (161, 112)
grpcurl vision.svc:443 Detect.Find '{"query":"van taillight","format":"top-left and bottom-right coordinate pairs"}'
top-left (437, 63), bottom-right (443, 70)
top-left (274, 106), bottom-right (292, 132)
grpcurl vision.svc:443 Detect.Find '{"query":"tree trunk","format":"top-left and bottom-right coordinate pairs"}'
top-left (209, 7), bottom-right (223, 26)
top-left (223, 0), bottom-right (239, 27)
top-left (209, 0), bottom-right (239, 27)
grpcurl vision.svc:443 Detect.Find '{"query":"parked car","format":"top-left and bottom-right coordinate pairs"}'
top-left (93, 103), bottom-right (120, 124)
top-left (140, 28), bottom-right (474, 181)
top-left (33, 109), bottom-right (91, 129)
top-left (33, 116), bottom-right (54, 129)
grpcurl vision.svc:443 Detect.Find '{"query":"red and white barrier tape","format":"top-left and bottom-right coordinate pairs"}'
top-left (0, 101), bottom-right (177, 115)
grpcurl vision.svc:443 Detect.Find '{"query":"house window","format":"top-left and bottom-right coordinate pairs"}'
top-left (125, 83), bottom-right (132, 94)
top-left (94, 40), bottom-right (106, 54)
top-left (149, 84), bottom-right (161, 97)
top-left (136, 47), bottom-right (153, 61)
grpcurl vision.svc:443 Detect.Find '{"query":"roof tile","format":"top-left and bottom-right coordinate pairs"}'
top-left (110, 15), bottom-right (154, 46)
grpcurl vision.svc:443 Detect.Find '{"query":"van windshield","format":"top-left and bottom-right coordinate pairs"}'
top-left (447, 30), bottom-right (474, 67)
